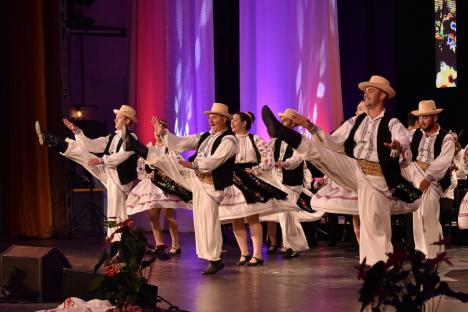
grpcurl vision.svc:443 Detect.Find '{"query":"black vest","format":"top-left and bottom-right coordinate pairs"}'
top-left (248, 134), bottom-right (261, 163)
top-left (344, 113), bottom-right (404, 189)
top-left (273, 139), bottom-right (304, 186)
top-left (104, 134), bottom-right (138, 185)
top-left (191, 130), bottom-right (236, 191)
top-left (410, 128), bottom-right (451, 191)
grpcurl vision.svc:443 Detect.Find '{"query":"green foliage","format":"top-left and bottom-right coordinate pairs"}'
top-left (358, 246), bottom-right (468, 312)
top-left (89, 219), bottom-right (158, 309)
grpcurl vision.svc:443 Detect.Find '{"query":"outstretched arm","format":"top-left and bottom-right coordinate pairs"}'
top-left (64, 118), bottom-right (110, 154)
top-left (152, 115), bottom-right (200, 152)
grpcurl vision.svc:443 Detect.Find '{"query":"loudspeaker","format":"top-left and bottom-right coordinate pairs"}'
top-left (0, 245), bottom-right (71, 302)
top-left (62, 268), bottom-right (99, 301)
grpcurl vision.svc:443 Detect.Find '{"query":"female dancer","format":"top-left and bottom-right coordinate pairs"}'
top-left (218, 112), bottom-right (295, 266)
top-left (125, 120), bottom-right (192, 258)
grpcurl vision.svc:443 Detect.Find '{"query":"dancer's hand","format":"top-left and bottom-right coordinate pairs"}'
top-left (88, 158), bottom-right (102, 166)
top-left (151, 116), bottom-right (166, 136)
top-left (294, 114), bottom-right (314, 131)
top-left (419, 179), bottom-right (430, 193)
top-left (245, 168), bottom-right (260, 176)
top-left (274, 161), bottom-right (285, 168)
top-left (179, 160), bottom-right (193, 169)
top-left (63, 118), bottom-right (79, 133)
top-left (384, 139), bottom-right (401, 151)
top-left (316, 177), bottom-right (327, 189)
top-left (384, 140), bottom-right (403, 154)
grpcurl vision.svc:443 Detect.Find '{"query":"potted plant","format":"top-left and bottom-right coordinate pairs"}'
top-left (358, 240), bottom-right (468, 311)
top-left (90, 219), bottom-right (159, 311)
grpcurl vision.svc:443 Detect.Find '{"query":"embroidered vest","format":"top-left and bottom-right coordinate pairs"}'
top-left (344, 113), bottom-right (404, 189)
top-left (190, 130), bottom-right (236, 190)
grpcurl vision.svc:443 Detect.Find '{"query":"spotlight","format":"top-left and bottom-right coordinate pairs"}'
top-left (71, 106), bottom-right (84, 120)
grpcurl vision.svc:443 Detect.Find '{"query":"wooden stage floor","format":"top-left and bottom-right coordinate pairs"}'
top-left (1, 232), bottom-right (468, 312)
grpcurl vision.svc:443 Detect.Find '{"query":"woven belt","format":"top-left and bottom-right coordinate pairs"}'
top-left (416, 160), bottom-right (430, 171)
top-left (196, 172), bottom-right (214, 185)
top-left (357, 159), bottom-right (383, 176)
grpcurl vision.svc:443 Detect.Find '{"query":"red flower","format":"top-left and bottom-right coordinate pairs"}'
top-left (104, 264), bottom-right (119, 277)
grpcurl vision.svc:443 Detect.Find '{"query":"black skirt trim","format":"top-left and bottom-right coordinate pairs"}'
top-left (233, 168), bottom-right (287, 204)
top-left (151, 168), bottom-right (193, 202)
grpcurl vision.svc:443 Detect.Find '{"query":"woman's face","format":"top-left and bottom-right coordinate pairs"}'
top-left (231, 114), bottom-right (247, 133)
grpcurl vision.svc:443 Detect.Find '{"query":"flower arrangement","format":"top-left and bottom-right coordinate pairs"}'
top-left (90, 219), bottom-right (159, 310)
top-left (358, 240), bottom-right (468, 312)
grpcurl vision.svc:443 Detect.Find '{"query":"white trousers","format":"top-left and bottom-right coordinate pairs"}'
top-left (297, 138), bottom-right (393, 265)
top-left (146, 153), bottom-right (224, 261)
top-left (62, 139), bottom-right (132, 241)
top-left (277, 186), bottom-right (309, 251)
top-left (404, 163), bottom-right (444, 258)
top-left (190, 179), bottom-right (224, 261)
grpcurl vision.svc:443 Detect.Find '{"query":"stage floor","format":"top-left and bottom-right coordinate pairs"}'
top-left (1, 232), bottom-right (468, 312)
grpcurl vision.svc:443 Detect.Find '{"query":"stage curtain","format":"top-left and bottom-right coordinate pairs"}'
top-left (3, 0), bottom-right (56, 237)
top-left (240, 0), bottom-right (343, 137)
top-left (129, 0), bottom-right (215, 144)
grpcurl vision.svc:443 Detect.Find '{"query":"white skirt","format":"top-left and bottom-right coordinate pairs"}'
top-left (126, 179), bottom-right (191, 215)
top-left (147, 153), bottom-right (299, 222)
top-left (311, 180), bottom-right (359, 215)
top-left (260, 187), bottom-right (324, 223)
top-left (458, 192), bottom-right (468, 229)
top-left (311, 179), bottom-right (419, 216)
top-left (219, 185), bottom-right (298, 222)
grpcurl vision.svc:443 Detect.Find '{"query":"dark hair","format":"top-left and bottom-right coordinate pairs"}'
top-left (407, 113), bottom-right (418, 127)
top-left (234, 112), bottom-right (256, 131)
top-left (159, 119), bottom-right (169, 129)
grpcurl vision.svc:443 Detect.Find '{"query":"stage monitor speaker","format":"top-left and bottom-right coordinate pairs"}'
top-left (62, 268), bottom-right (99, 301)
top-left (0, 245), bottom-right (71, 302)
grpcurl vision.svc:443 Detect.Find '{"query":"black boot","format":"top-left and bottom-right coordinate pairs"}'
top-left (123, 126), bottom-right (148, 158)
top-left (35, 121), bottom-right (68, 153)
top-left (201, 260), bottom-right (224, 275)
top-left (261, 105), bottom-right (302, 148)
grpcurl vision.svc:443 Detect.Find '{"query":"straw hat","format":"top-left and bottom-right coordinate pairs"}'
top-left (113, 105), bottom-right (137, 123)
top-left (203, 103), bottom-right (232, 120)
top-left (278, 108), bottom-right (300, 121)
top-left (411, 100), bottom-right (443, 116)
top-left (358, 75), bottom-right (396, 99)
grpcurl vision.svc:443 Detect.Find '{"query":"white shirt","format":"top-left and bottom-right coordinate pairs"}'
top-left (413, 127), bottom-right (455, 183)
top-left (163, 129), bottom-right (239, 174)
top-left (313, 110), bottom-right (410, 163)
top-left (235, 133), bottom-right (273, 172)
top-left (74, 129), bottom-right (136, 168)
top-left (269, 138), bottom-right (304, 170)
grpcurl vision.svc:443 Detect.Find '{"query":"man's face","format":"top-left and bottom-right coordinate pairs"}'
top-left (114, 113), bottom-right (130, 130)
top-left (209, 114), bottom-right (227, 132)
top-left (419, 115), bottom-right (438, 132)
top-left (355, 101), bottom-right (367, 116)
top-left (280, 117), bottom-right (296, 129)
top-left (363, 87), bottom-right (385, 108)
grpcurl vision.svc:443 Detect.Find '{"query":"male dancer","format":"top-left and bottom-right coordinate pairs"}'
top-left (35, 105), bottom-right (138, 241)
top-left (262, 76), bottom-right (421, 265)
